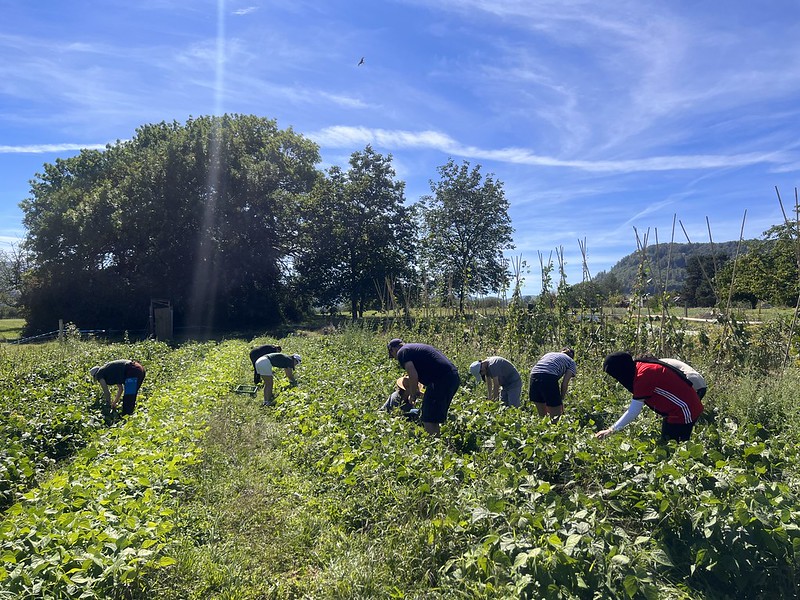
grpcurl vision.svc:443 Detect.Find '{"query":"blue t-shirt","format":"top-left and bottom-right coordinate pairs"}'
top-left (396, 343), bottom-right (457, 385)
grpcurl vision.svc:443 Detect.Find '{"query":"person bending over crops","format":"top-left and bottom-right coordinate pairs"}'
top-left (254, 352), bottom-right (301, 406)
top-left (249, 343), bottom-right (282, 384)
top-left (636, 354), bottom-right (707, 399)
top-left (387, 338), bottom-right (460, 436)
top-left (597, 351), bottom-right (703, 442)
top-left (528, 347), bottom-right (577, 421)
top-left (380, 375), bottom-right (422, 420)
top-left (89, 360), bottom-right (146, 416)
top-left (469, 356), bottom-right (523, 407)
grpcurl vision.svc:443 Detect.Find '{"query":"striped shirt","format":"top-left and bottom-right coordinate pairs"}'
top-left (530, 352), bottom-right (577, 378)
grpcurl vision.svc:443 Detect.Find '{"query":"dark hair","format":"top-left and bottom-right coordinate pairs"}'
top-left (561, 347), bottom-right (575, 359)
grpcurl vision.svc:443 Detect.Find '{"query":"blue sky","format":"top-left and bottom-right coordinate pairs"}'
top-left (1, 0), bottom-right (799, 295)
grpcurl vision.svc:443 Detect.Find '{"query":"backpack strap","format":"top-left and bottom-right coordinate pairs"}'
top-left (634, 358), bottom-right (694, 388)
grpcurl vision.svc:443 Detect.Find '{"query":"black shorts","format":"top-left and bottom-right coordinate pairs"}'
top-left (661, 420), bottom-right (696, 442)
top-left (421, 370), bottom-right (460, 424)
top-left (528, 373), bottom-right (562, 407)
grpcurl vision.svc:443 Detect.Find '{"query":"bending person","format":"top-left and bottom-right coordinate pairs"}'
top-left (254, 352), bottom-right (301, 406)
top-left (597, 351), bottom-right (703, 442)
top-left (387, 338), bottom-right (460, 436)
top-left (528, 347), bottom-right (576, 421)
top-left (469, 356), bottom-right (523, 407)
top-left (89, 360), bottom-right (146, 416)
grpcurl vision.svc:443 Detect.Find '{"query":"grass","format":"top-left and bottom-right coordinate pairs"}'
top-left (143, 391), bottom-right (433, 599)
top-left (0, 318), bottom-right (24, 340)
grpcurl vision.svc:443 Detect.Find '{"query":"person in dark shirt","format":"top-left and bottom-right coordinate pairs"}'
top-left (254, 352), bottom-right (301, 406)
top-left (89, 359), bottom-right (146, 415)
top-left (249, 344), bottom-right (282, 384)
top-left (387, 338), bottom-right (460, 436)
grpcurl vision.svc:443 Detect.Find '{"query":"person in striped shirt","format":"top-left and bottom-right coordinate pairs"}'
top-left (528, 347), bottom-right (577, 421)
top-left (596, 351), bottom-right (703, 442)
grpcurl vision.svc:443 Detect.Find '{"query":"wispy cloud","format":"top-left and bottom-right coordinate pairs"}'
top-left (0, 143), bottom-right (108, 154)
top-left (233, 6), bottom-right (258, 16)
top-left (309, 126), bottom-right (789, 174)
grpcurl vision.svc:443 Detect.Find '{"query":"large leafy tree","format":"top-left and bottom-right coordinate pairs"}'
top-left (295, 146), bottom-right (413, 318)
top-left (717, 223), bottom-right (799, 307)
top-left (418, 160), bottom-right (514, 312)
top-left (0, 244), bottom-right (27, 317)
top-left (20, 114), bottom-right (320, 333)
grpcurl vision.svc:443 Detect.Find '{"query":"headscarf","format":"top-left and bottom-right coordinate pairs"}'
top-left (602, 352), bottom-right (635, 393)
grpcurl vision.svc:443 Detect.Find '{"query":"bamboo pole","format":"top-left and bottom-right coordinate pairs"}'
top-left (776, 186), bottom-right (800, 370)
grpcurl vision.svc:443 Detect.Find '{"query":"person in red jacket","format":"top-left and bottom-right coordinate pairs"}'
top-left (596, 351), bottom-right (703, 442)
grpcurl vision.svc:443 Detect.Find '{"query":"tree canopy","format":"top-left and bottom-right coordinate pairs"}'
top-left (717, 223), bottom-right (800, 307)
top-left (294, 146), bottom-right (414, 318)
top-left (20, 115), bottom-right (320, 333)
top-left (418, 160), bottom-right (514, 312)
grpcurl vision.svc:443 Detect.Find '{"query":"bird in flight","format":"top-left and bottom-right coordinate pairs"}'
top-left (358, 57), bottom-right (365, 66)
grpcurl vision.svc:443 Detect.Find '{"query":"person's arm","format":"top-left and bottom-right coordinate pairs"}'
top-left (111, 383), bottom-right (124, 408)
top-left (595, 399), bottom-right (644, 438)
top-left (404, 362), bottom-right (421, 403)
top-left (486, 376), bottom-right (500, 401)
top-left (560, 372), bottom-right (574, 399)
top-left (96, 379), bottom-right (112, 405)
top-left (284, 367), bottom-right (296, 384)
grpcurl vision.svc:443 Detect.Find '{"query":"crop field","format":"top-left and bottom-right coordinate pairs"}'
top-left (1, 318), bottom-right (800, 599)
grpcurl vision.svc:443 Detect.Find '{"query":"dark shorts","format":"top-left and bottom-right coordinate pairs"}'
top-left (122, 361), bottom-right (146, 415)
top-left (528, 373), bottom-right (562, 407)
top-left (661, 420), bottom-right (695, 442)
top-left (421, 370), bottom-right (460, 424)
top-left (697, 387), bottom-right (707, 400)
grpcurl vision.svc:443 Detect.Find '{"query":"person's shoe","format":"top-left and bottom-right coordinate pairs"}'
top-left (262, 399), bottom-right (274, 407)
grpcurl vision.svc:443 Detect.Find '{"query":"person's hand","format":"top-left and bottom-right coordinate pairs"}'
top-left (595, 428), bottom-right (614, 439)
top-left (289, 379), bottom-right (298, 386)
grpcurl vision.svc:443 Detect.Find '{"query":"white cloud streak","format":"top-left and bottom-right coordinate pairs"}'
top-left (0, 143), bottom-right (108, 154)
top-left (309, 126), bottom-right (788, 174)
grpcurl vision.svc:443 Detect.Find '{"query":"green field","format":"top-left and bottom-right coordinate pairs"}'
top-left (0, 319), bottom-right (24, 341)
top-left (1, 319), bottom-right (799, 599)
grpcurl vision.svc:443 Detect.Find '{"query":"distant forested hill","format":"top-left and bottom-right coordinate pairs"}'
top-left (595, 240), bottom-right (745, 295)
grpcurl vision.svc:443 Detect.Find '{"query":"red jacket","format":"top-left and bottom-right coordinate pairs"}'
top-left (633, 362), bottom-right (703, 424)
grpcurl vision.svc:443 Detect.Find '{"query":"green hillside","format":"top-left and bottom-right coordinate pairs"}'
top-left (597, 240), bottom-right (744, 295)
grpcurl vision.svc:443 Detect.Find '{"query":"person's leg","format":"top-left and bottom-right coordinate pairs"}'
top-left (542, 376), bottom-right (563, 422)
top-left (503, 381), bottom-right (522, 407)
top-left (254, 356), bottom-right (274, 405)
top-left (661, 420), bottom-right (694, 442)
top-left (529, 374), bottom-right (547, 416)
top-left (423, 421), bottom-right (441, 436)
top-left (122, 363), bottom-right (145, 415)
top-left (547, 404), bottom-right (564, 421)
top-left (421, 371), bottom-right (458, 436)
top-left (262, 375), bottom-right (274, 405)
